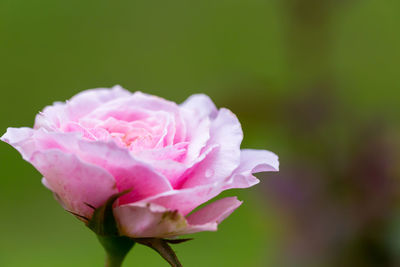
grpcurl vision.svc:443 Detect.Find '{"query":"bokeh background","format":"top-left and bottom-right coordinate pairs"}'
top-left (1, 0), bottom-right (399, 266)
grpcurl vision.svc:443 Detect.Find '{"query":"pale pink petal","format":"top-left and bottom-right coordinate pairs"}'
top-left (127, 92), bottom-right (186, 143)
top-left (137, 158), bottom-right (187, 187)
top-left (180, 94), bottom-right (218, 119)
top-left (82, 92), bottom-right (186, 143)
top-left (16, 128), bottom-right (174, 206)
top-left (238, 149), bottom-right (279, 172)
top-left (1, 127), bottom-right (35, 160)
top-left (136, 143), bottom-right (188, 162)
top-left (114, 197), bottom-right (242, 238)
top-left (76, 141), bottom-right (173, 204)
top-left (34, 85), bottom-right (130, 129)
top-left (179, 108), bottom-right (243, 188)
top-left (114, 202), bottom-right (190, 238)
top-left (65, 85), bottom-right (131, 121)
top-left (86, 103), bottom-right (152, 123)
top-left (182, 115), bottom-right (211, 165)
top-left (69, 85), bottom-right (130, 104)
top-left (19, 127), bottom-right (174, 203)
top-left (113, 164), bottom-right (174, 205)
top-left (186, 197), bottom-right (242, 225)
top-left (159, 113), bottom-right (175, 147)
top-left (41, 177), bottom-right (52, 190)
top-left (30, 149), bottom-right (118, 219)
top-left (174, 197), bottom-right (243, 235)
top-left (169, 144), bottom-right (218, 189)
top-left (135, 142), bottom-right (189, 182)
top-left (135, 181), bottom-right (225, 216)
top-left (5, 125), bottom-right (173, 208)
top-left (34, 103), bottom-right (68, 130)
top-left (226, 149), bottom-right (279, 189)
top-left (179, 95), bottom-right (216, 165)
top-left (32, 128), bottom-right (81, 153)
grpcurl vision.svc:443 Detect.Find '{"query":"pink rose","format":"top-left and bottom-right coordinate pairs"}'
top-left (1, 86), bottom-right (278, 238)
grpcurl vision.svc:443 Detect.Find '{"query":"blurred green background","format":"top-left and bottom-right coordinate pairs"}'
top-left (1, 0), bottom-right (399, 266)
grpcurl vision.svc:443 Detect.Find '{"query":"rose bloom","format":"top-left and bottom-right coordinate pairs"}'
top-left (1, 86), bottom-right (278, 238)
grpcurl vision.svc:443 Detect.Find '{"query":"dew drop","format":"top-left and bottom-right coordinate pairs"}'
top-left (205, 169), bottom-right (214, 178)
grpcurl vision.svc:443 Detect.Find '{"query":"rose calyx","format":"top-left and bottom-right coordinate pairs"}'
top-left (85, 190), bottom-right (186, 267)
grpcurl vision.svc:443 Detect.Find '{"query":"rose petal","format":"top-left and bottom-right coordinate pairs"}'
top-left (114, 202), bottom-right (189, 238)
top-left (114, 197), bottom-right (242, 238)
top-left (76, 141), bottom-right (174, 204)
top-left (180, 94), bottom-right (218, 119)
top-left (82, 91), bottom-right (186, 143)
top-left (127, 92), bottom-right (187, 143)
top-left (238, 149), bottom-right (279, 172)
top-left (179, 108), bottom-right (243, 189)
top-left (1, 127), bottom-right (36, 160)
top-left (134, 181), bottom-right (224, 216)
top-left (65, 85), bottom-right (131, 121)
top-left (180, 94), bottom-right (218, 166)
top-left (142, 108), bottom-right (245, 214)
top-left (30, 149), bottom-right (118, 219)
top-left (186, 197), bottom-right (242, 226)
top-left (225, 149), bottom-right (279, 189)
top-left (34, 85), bottom-right (131, 129)
top-left (41, 177), bottom-right (53, 190)
top-left (8, 125), bottom-right (174, 207)
top-left (34, 102), bottom-right (69, 130)
top-left (182, 116), bottom-right (211, 165)
top-left (136, 149), bottom-right (276, 216)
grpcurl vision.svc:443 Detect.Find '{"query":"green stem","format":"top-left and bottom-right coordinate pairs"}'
top-left (105, 253), bottom-right (124, 267)
top-left (97, 235), bottom-right (135, 267)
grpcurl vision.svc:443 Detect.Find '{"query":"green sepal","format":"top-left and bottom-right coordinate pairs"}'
top-left (87, 189), bottom-right (131, 235)
top-left (86, 190), bottom-right (135, 267)
top-left (134, 238), bottom-right (185, 267)
top-left (81, 190), bottom-right (190, 267)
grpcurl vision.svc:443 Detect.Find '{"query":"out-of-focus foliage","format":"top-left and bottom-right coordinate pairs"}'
top-left (0, 0), bottom-right (399, 266)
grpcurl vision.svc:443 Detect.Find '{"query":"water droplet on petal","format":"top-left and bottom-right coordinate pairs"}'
top-left (205, 169), bottom-right (214, 178)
